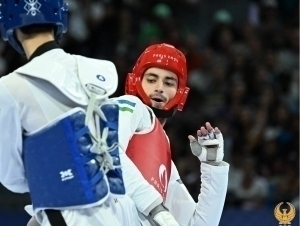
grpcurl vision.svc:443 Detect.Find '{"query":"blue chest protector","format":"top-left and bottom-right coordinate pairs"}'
top-left (23, 104), bottom-right (125, 211)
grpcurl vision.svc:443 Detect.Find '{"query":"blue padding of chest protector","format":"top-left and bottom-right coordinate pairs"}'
top-left (23, 110), bottom-right (109, 210)
top-left (100, 104), bottom-right (125, 196)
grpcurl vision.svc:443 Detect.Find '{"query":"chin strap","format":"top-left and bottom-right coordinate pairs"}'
top-left (150, 106), bottom-right (176, 119)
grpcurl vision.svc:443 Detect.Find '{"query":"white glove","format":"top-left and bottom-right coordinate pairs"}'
top-left (188, 122), bottom-right (224, 164)
top-left (147, 204), bottom-right (179, 226)
top-left (153, 211), bottom-right (180, 226)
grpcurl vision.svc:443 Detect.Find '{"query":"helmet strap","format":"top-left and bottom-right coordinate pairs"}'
top-left (150, 107), bottom-right (176, 119)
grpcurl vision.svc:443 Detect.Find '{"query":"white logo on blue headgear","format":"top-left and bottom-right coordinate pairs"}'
top-left (97, 75), bottom-right (106, 81)
top-left (24, 0), bottom-right (41, 16)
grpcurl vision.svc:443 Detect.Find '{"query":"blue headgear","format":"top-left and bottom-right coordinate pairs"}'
top-left (0, 0), bottom-right (68, 54)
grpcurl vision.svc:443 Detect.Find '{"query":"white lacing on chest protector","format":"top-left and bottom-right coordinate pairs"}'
top-left (85, 93), bottom-right (121, 174)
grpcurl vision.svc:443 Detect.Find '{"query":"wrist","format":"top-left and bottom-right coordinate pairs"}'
top-left (143, 197), bottom-right (163, 216)
top-left (149, 203), bottom-right (169, 217)
top-left (202, 161), bottom-right (228, 166)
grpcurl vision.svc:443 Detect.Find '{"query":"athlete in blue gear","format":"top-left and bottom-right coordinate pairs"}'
top-left (0, 1), bottom-right (177, 225)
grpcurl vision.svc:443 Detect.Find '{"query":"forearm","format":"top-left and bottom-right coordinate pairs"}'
top-left (189, 162), bottom-right (229, 226)
top-left (119, 152), bottom-right (163, 215)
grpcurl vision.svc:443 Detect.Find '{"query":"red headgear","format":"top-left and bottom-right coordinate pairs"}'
top-left (125, 43), bottom-right (190, 111)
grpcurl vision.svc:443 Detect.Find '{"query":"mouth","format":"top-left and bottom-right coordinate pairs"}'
top-left (151, 97), bottom-right (164, 103)
top-left (150, 96), bottom-right (166, 109)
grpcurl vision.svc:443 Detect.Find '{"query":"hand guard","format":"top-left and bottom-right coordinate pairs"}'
top-left (190, 129), bottom-right (224, 164)
top-left (148, 204), bottom-right (179, 226)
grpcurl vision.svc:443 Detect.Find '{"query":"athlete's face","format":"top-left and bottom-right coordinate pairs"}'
top-left (141, 67), bottom-right (178, 109)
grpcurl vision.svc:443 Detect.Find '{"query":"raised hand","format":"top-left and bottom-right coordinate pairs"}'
top-left (188, 122), bottom-right (224, 163)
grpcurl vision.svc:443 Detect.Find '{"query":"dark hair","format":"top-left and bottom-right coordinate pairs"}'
top-left (19, 24), bottom-right (56, 36)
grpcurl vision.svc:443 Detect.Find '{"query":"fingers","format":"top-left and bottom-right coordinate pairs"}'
top-left (205, 122), bottom-right (213, 132)
top-left (190, 139), bottom-right (202, 157)
top-left (196, 122), bottom-right (221, 139)
top-left (196, 127), bottom-right (207, 137)
top-left (188, 135), bottom-right (197, 142)
top-left (188, 136), bottom-right (203, 157)
top-left (193, 122), bottom-right (223, 150)
top-left (214, 127), bottom-right (222, 139)
top-left (197, 123), bottom-right (213, 135)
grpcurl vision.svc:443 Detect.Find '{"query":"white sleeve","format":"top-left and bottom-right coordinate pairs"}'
top-left (0, 82), bottom-right (28, 193)
top-left (115, 95), bottom-right (152, 151)
top-left (165, 161), bottom-right (229, 226)
top-left (114, 95), bottom-right (162, 215)
top-left (119, 152), bottom-right (162, 215)
top-left (191, 162), bottom-right (229, 226)
top-left (165, 162), bottom-right (196, 226)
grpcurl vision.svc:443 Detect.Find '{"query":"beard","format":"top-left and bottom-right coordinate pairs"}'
top-left (151, 101), bottom-right (164, 109)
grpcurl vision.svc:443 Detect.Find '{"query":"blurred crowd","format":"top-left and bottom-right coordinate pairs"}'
top-left (0, 0), bottom-right (299, 212)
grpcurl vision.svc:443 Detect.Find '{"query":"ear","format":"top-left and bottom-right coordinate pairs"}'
top-left (125, 73), bottom-right (137, 95)
top-left (15, 29), bottom-right (24, 42)
top-left (177, 87), bottom-right (190, 111)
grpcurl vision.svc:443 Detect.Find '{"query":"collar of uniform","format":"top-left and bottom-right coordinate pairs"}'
top-left (29, 41), bottom-right (60, 61)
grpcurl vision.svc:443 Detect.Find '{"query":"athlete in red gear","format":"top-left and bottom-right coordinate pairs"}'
top-left (124, 43), bottom-right (229, 226)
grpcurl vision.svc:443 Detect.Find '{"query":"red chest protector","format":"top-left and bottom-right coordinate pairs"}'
top-left (126, 118), bottom-right (171, 200)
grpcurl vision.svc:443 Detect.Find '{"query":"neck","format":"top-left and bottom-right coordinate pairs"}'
top-left (21, 33), bottom-right (55, 59)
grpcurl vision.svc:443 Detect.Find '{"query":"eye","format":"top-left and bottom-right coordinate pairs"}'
top-left (147, 78), bottom-right (156, 83)
top-left (165, 81), bottom-right (175, 87)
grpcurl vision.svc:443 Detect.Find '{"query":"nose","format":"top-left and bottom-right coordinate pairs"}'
top-left (155, 88), bottom-right (163, 93)
top-left (155, 81), bottom-right (163, 93)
